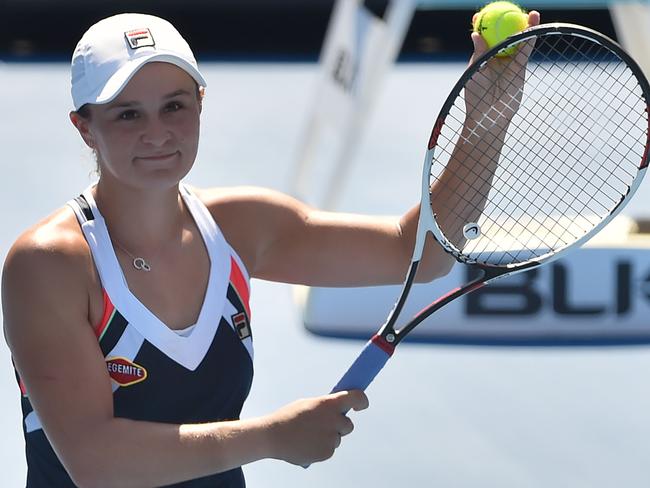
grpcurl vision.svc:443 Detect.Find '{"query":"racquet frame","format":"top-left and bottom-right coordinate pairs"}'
top-left (331, 23), bottom-right (650, 394)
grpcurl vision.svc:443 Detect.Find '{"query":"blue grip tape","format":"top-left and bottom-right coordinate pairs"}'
top-left (303, 336), bottom-right (394, 468)
top-left (331, 336), bottom-right (394, 393)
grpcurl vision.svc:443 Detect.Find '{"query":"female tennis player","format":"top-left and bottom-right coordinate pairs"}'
top-left (2, 11), bottom-right (538, 487)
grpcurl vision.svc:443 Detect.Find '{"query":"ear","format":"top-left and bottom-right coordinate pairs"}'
top-left (69, 111), bottom-right (96, 149)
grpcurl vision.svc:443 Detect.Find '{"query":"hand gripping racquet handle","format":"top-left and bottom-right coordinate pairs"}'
top-left (331, 335), bottom-right (395, 393)
top-left (302, 335), bottom-right (394, 468)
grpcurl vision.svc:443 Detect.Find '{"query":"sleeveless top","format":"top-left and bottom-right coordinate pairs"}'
top-left (16, 185), bottom-right (254, 487)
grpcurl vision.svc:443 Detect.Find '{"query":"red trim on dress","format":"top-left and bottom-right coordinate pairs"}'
top-left (95, 290), bottom-right (115, 339)
top-left (229, 257), bottom-right (251, 319)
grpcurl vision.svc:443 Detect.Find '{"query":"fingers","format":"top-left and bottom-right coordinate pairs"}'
top-left (338, 414), bottom-right (354, 437)
top-left (326, 390), bottom-right (366, 445)
top-left (334, 434), bottom-right (342, 449)
top-left (527, 10), bottom-right (540, 28)
top-left (320, 390), bottom-right (366, 441)
top-left (514, 12), bottom-right (542, 64)
top-left (264, 390), bottom-right (372, 466)
top-left (469, 31), bottom-right (489, 65)
top-left (267, 393), bottom-right (364, 466)
top-left (469, 10), bottom-right (541, 62)
top-left (332, 418), bottom-right (348, 448)
top-left (330, 389), bottom-right (370, 413)
top-left (331, 390), bottom-right (366, 441)
top-left (470, 9), bottom-right (538, 27)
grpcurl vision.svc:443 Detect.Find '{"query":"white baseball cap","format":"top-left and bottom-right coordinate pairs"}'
top-left (71, 13), bottom-right (207, 110)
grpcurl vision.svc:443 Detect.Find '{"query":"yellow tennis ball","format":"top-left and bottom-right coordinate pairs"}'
top-left (473, 1), bottom-right (528, 57)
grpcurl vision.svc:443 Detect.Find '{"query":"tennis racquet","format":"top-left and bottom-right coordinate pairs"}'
top-left (331, 23), bottom-right (650, 394)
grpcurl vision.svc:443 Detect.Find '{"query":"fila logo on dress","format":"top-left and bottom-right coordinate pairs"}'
top-left (231, 312), bottom-right (251, 340)
top-left (228, 256), bottom-right (252, 344)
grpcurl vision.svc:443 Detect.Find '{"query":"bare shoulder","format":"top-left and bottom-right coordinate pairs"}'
top-left (2, 205), bottom-right (98, 340)
top-left (190, 186), bottom-right (310, 275)
top-left (3, 205), bottom-right (91, 282)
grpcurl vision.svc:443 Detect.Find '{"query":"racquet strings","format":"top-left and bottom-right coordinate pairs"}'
top-left (430, 32), bottom-right (648, 267)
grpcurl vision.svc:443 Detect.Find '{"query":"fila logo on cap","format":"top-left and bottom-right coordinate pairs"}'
top-left (124, 28), bottom-right (155, 49)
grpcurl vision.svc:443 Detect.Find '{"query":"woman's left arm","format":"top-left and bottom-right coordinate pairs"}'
top-left (201, 186), bottom-right (454, 287)
top-left (200, 14), bottom-right (541, 288)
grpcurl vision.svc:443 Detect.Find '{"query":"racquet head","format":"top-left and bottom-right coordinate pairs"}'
top-left (424, 23), bottom-right (649, 271)
top-left (329, 24), bottom-right (650, 398)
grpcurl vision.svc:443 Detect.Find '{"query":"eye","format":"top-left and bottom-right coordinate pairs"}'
top-left (164, 101), bottom-right (184, 113)
top-left (118, 110), bottom-right (139, 121)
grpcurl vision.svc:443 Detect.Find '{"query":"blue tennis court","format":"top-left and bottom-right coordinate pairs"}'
top-left (2, 60), bottom-right (650, 486)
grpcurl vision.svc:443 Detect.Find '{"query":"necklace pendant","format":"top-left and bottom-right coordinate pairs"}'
top-left (133, 257), bottom-right (151, 272)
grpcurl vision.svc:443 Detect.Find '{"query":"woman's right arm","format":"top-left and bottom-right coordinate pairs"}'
top-left (2, 224), bottom-right (367, 488)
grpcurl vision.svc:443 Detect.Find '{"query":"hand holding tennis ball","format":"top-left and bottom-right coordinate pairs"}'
top-left (473, 1), bottom-right (529, 57)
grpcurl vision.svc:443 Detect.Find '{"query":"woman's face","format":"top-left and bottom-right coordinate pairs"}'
top-left (74, 62), bottom-right (202, 190)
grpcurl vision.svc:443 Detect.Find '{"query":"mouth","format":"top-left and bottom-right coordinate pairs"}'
top-left (136, 151), bottom-right (179, 161)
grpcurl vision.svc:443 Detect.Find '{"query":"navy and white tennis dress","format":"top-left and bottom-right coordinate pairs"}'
top-left (16, 185), bottom-right (254, 487)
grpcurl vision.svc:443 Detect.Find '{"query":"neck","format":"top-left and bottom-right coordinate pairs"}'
top-left (93, 177), bottom-right (185, 255)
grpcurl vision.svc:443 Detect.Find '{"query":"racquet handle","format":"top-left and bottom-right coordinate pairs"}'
top-left (303, 336), bottom-right (394, 469)
top-left (331, 335), bottom-right (394, 393)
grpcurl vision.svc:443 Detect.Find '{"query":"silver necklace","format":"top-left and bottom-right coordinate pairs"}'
top-left (112, 239), bottom-right (152, 272)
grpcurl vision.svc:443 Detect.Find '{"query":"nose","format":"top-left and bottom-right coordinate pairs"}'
top-left (141, 117), bottom-right (172, 147)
